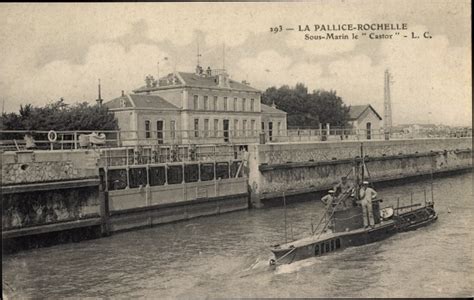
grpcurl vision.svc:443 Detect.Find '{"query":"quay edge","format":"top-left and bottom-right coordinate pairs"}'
top-left (1, 137), bottom-right (472, 249)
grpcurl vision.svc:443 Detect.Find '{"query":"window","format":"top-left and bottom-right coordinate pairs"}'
top-left (194, 118), bottom-right (199, 137)
top-left (170, 120), bottom-right (176, 139)
top-left (234, 119), bottom-right (239, 137)
top-left (167, 165), bottom-right (183, 184)
top-left (200, 163), bottom-right (215, 181)
top-left (145, 120), bottom-right (151, 138)
top-left (204, 119), bottom-right (209, 137)
top-left (157, 120), bottom-right (164, 144)
top-left (223, 97), bottom-right (228, 111)
top-left (129, 167), bottom-right (147, 188)
top-left (277, 122), bottom-right (281, 137)
top-left (213, 96), bottom-right (218, 111)
top-left (193, 95), bottom-right (199, 110)
top-left (214, 119), bottom-right (219, 137)
top-left (230, 161), bottom-right (242, 177)
top-left (184, 164), bottom-right (199, 183)
top-left (216, 162), bottom-right (229, 179)
top-left (203, 96), bottom-right (209, 110)
top-left (250, 98), bottom-right (255, 111)
top-left (149, 166), bottom-right (166, 186)
top-left (243, 120), bottom-right (247, 136)
top-left (242, 98), bottom-right (246, 111)
top-left (251, 120), bottom-right (256, 136)
top-left (233, 97), bottom-right (237, 111)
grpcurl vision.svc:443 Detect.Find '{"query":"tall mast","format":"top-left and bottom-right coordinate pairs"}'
top-left (222, 43), bottom-right (226, 70)
top-left (157, 61), bottom-right (160, 83)
top-left (197, 41), bottom-right (201, 66)
top-left (384, 69), bottom-right (393, 136)
top-left (96, 78), bottom-right (103, 106)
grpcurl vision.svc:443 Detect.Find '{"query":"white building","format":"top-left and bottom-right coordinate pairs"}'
top-left (348, 105), bottom-right (383, 139)
top-left (104, 66), bottom-right (287, 145)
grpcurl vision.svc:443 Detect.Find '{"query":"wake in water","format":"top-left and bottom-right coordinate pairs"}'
top-left (237, 252), bottom-right (329, 278)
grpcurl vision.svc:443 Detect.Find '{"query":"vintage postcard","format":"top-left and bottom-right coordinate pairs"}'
top-left (1, 1), bottom-right (472, 299)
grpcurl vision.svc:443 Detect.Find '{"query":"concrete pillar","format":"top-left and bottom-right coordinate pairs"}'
top-left (247, 144), bottom-right (263, 208)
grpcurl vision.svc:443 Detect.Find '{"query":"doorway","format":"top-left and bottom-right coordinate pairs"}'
top-left (366, 122), bottom-right (372, 140)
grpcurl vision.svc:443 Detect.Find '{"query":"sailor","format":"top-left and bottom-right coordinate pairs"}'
top-left (24, 132), bottom-right (37, 150)
top-left (340, 176), bottom-right (353, 193)
top-left (321, 190), bottom-right (336, 230)
top-left (334, 176), bottom-right (354, 207)
top-left (359, 181), bottom-right (377, 228)
top-left (321, 190), bottom-right (336, 207)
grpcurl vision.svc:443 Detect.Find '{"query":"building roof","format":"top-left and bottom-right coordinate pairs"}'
top-left (104, 95), bottom-right (133, 109)
top-left (261, 103), bottom-right (287, 115)
top-left (348, 104), bottom-right (382, 121)
top-left (104, 94), bottom-right (179, 110)
top-left (133, 71), bottom-right (260, 93)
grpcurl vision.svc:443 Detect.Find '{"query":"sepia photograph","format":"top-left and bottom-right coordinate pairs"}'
top-left (1, 1), bottom-right (472, 298)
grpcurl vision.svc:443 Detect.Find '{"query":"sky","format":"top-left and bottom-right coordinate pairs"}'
top-left (0, 1), bottom-right (471, 126)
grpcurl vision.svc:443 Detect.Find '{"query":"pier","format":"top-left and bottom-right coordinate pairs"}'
top-left (1, 129), bottom-right (472, 247)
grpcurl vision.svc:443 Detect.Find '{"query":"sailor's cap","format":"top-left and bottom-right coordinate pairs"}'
top-left (362, 181), bottom-right (369, 185)
top-left (328, 190), bottom-right (335, 193)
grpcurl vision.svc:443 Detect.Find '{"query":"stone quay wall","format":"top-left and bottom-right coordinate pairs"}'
top-left (2, 187), bottom-right (101, 231)
top-left (1, 150), bottom-right (104, 240)
top-left (248, 138), bottom-right (472, 206)
top-left (2, 150), bottom-right (100, 185)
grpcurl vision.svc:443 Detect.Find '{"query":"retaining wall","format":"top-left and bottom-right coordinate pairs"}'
top-left (2, 150), bottom-right (100, 185)
top-left (248, 138), bottom-right (472, 206)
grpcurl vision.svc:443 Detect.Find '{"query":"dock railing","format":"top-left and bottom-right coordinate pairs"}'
top-left (1, 126), bottom-right (471, 152)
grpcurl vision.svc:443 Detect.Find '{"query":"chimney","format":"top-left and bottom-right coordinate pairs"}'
top-left (121, 90), bottom-right (125, 97)
top-left (217, 71), bottom-right (230, 88)
top-left (195, 65), bottom-right (203, 75)
top-left (145, 75), bottom-right (152, 88)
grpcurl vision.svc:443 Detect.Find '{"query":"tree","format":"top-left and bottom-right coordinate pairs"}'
top-left (1, 100), bottom-right (118, 133)
top-left (262, 83), bottom-right (351, 128)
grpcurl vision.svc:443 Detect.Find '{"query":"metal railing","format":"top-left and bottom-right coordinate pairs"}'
top-left (1, 126), bottom-right (471, 151)
top-left (100, 144), bottom-right (248, 166)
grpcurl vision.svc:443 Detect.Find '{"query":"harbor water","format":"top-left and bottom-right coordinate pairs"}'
top-left (2, 172), bottom-right (473, 298)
